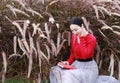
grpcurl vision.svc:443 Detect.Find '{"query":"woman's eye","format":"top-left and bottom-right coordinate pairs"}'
top-left (74, 29), bottom-right (77, 31)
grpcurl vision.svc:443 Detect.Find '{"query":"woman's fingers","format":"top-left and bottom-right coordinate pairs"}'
top-left (63, 61), bottom-right (69, 65)
top-left (57, 61), bottom-right (69, 66)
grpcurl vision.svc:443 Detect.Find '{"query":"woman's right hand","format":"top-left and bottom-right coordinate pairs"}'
top-left (57, 61), bottom-right (69, 66)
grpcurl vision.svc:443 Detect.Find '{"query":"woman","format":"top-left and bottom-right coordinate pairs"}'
top-left (49, 17), bottom-right (119, 83)
top-left (50, 17), bottom-right (98, 83)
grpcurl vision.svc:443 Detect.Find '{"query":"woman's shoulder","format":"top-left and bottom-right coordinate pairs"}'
top-left (83, 33), bottom-right (96, 42)
top-left (87, 33), bottom-right (96, 42)
top-left (71, 33), bottom-right (76, 38)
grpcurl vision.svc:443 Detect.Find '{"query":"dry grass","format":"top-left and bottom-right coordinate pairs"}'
top-left (0, 0), bottom-right (120, 82)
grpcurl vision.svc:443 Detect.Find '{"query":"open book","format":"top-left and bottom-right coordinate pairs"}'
top-left (58, 64), bottom-right (76, 70)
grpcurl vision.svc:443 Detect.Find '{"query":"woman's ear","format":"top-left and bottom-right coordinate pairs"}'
top-left (82, 24), bottom-right (87, 31)
top-left (81, 24), bottom-right (84, 28)
top-left (81, 24), bottom-right (85, 30)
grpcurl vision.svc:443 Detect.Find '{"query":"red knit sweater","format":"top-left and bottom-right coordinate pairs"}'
top-left (67, 33), bottom-right (96, 65)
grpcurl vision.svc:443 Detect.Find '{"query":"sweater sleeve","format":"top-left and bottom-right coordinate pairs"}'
top-left (67, 34), bottom-right (75, 65)
top-left (67, 48), bottom-right (75, 65)
top-left (75, 35), bottom-right (96, 59)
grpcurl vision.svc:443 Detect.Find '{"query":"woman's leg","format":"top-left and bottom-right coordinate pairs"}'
top-left (95, 75), bottom-right (119, 83)
top-left (61, 68), bottom-right (98, 83)
top-left (70, 60), bottom-right (99, 83)
top-left (50, 60), bottom-right (99, 83)
top-left (50, 66), bottom-right (64, 83)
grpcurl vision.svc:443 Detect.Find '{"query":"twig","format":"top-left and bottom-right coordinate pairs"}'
top-left (2, 52), bottom-right (7, 83)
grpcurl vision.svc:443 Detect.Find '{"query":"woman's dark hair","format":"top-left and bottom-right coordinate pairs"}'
top-left (70, 17), bottom-right (83, 27)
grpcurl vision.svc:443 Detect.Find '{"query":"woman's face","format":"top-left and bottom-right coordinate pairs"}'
top-left (70, 24), bottom-right (83, 35)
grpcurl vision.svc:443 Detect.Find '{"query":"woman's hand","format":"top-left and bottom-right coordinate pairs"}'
top-left (57, 61), bottom-right (69, 66)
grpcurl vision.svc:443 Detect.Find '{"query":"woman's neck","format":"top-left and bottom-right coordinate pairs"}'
top-left (78, 30), bottom-right (88, 37)
top-left (82, 31), bottom-right (89, 37)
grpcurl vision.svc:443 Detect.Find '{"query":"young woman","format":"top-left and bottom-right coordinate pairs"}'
top-left (49, 17), bottom-right (119, 83)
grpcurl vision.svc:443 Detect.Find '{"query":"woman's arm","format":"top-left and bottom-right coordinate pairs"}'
top-left (67, 49), bottom-right (75, 65)
top-left (67, 34), bottom-right (75, 65)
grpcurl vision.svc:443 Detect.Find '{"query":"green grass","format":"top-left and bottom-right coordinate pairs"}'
top-left (0, 77), bottom-right (50, 83)
top-left (41, 79), bottom-right (50, 83)
top-left (0, 77), bottom-right (32, 83)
